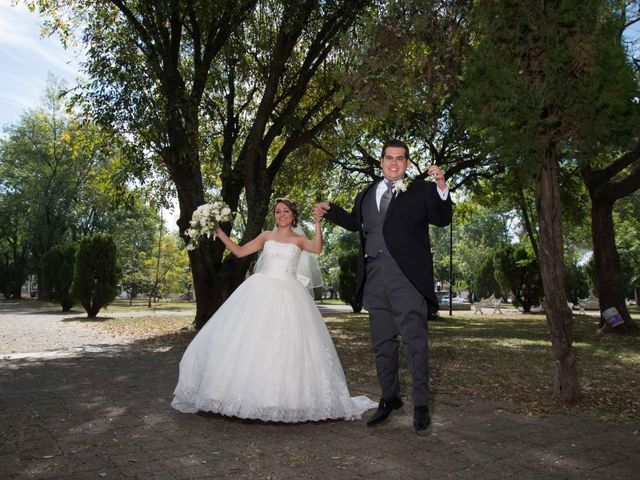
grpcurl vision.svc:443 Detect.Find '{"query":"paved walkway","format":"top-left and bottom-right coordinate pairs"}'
top-left (0, 301), bottom-right (194, 357)
top-left (1, 301), bottom-right (639, 479)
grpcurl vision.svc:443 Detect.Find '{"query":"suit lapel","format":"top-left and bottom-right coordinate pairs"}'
top-left (357, 181), bottom-right (379, 225)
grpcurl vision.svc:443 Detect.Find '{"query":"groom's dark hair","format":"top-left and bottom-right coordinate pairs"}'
top-left (381, 139), bottom-right (410, 160)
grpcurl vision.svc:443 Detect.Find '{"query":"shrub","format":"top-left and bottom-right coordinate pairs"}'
top-left (42, 243), bottom-right (77, 311)
top-left (338, 248), bottom-right (361, 313)
top-left (493, 243), bottom-right (542, 312)
top-left (71, 234), bottom-right (120, 318)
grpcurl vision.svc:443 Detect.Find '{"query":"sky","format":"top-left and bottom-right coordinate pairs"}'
top-left (0, 1), bottom-right (183, 228)
top-left (0, 0), bottom-right (83, 130)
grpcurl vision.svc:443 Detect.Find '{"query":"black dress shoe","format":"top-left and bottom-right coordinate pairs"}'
top-left (366, 397), bottom-right (403, 427)
top-left (413, 405), bottom-right (431, 434)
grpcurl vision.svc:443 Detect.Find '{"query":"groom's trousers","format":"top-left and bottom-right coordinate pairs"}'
top-left (363, 254), bottom-right (430, 407)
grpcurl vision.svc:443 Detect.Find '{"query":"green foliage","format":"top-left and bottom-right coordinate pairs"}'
top-left (320, 1), bottom-right (488, 191)
top-left (614, 194), bottom-right (640, 296)
top-left (0, 257), bottom-right (27, 300)
top-left (467, 249), bottom-right (500, 300)
top-left (585, 256), bottom-right (597, 296)
top-left (0, 76), bottom-right (144, 301)
top-left (434, 200), bottom-right (511, 300)
top-left (0, 190), bottom-right (29, 299)
top-left (336, 232), bottom-right (361, 313)
top-left (71, 234), bottom-right (120, 317)
top-left (493, 243), bottom-right (543, 312)
top-left (143, 233), bottom-right (191, 303)
top-left (465, 1), bottom-right (633, 160)
top-left (41, 243), bottom-right (78, 311)
top-left (565, 261), bottom-right (590, 303)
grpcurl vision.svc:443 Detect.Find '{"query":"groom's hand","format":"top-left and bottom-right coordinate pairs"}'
top-left (427, 165), bottom-right (447, 191)
top-left (314, 202), bottom-right (330, 219)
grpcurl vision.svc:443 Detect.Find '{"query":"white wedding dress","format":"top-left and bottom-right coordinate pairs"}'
top-left (171, 240), bottom-right (376, 422)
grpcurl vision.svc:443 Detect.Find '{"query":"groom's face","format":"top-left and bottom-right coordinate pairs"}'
top-left (380, 146), bottom-right (409, 181)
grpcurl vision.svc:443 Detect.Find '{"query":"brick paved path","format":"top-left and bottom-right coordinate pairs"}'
top-left (1, 301), bottom-right (639, 479)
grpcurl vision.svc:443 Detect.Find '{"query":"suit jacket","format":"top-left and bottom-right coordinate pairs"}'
top-left (326, 179), bottom-right (453, 311)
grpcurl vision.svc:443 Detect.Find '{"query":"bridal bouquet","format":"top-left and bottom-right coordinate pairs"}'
top-left (185, 201), bottom-right (233, 250)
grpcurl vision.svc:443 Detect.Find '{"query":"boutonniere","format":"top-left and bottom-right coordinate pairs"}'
top-left (392, 178), bottom-right (409, 194)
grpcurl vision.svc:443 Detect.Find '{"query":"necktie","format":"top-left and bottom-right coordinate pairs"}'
top-left (379, 180), bottom-right (393, 216)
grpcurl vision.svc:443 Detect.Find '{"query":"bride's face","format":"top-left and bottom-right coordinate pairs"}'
top-left (274, 203), bottom-right (294, 228)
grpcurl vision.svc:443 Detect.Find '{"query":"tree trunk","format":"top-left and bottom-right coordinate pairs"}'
top-left (37, 267), bottom-right (50, 301)
top-left (11, 283), bottom-right (22, 300)
top-left (635, 285), bottom-right (640, 306)
top-left (148, 212), bottom-right (164, 309)
top-left (83, 300), bottom-right (99, 318)
top-left (590, 197), bottom-right (638, 331)
top-left (172, 170), bottom-right (225, 329)
top-left (518, 187), bottom-right (539, 260)
top-left (535, 147), bottom-right (582, 404)
top-left (163, 129), bottom-right (221, 328)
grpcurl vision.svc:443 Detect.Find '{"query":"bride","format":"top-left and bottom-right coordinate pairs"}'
top-left (171, 198), bottom-right (376, 422)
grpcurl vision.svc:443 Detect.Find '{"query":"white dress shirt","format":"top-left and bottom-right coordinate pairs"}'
top-left (376, 179), bottom-right (449, 211)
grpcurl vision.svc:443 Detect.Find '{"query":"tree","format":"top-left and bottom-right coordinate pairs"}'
top-left (614, 194), bottom-right (640, 305)
top-left (0, 192), bottom-right (29, 299)
top-left (574, 3), bottom-right (640, 331)
top-left (200, 0), bottom-right (371, 328)
top-left (439, 199), bottom-right (511, 301)
top-left (461, 1), bottom-right (626, 403)
top-left (315, 0), bottom-right (493, 197)
top-left (71, 234), bottom-right (120, 317)
top-left (493, 243), bottom-right (543, 312)
top-left (34, 0), bottom-right (371, 328)
top-left (41, 243), bottom-right (77, 311)
top-left (31, 0), bottom-right (257, 326)
top-left (142, 230), bottom-right (190, 305)
top-left (468, 250), bottom-right (499, 301)
top-left (0, 76), bottom-right (123, 300)
top-left (336, 232), bottom-right (361, 313)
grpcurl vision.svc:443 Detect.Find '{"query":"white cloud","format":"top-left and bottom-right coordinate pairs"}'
top-left (0, 1), bottom-right (83, 127)
top-left (0, 2), bottom-right (80, 75)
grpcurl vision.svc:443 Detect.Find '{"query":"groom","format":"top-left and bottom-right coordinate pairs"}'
top-left (315, 139), bottom-right (452, 434)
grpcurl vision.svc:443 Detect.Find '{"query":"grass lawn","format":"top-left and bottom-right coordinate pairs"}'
top-left (314, 298), bottom-right (348, 305)
top-left (102, 298), bottom-right (196, 312)
top-left (326, 312), bottom-right (640, 425)
top-left (9, 297), bottom-right (196, 313)
top-left (87, 308), bottom-right (639, 425)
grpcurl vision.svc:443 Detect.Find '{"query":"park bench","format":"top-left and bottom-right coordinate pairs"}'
top-left (578, 295), bottom-right (600, 314)
top-left (473, 294), bottom-right (503, 314)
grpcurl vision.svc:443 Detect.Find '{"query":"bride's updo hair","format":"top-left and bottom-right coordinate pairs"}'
top-left (273, 197), bottom-right (298, 227)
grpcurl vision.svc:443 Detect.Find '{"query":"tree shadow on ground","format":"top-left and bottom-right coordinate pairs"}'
top-left (2, 323), bottom-right (638, 479)
top-left (61, 316), bottom-right (115, 323)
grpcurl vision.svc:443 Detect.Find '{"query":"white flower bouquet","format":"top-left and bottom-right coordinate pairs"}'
top-left (185, 201), bottom-right (233, 250)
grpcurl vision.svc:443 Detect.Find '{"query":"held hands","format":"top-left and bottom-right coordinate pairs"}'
top-left (314, 202), bottom-right (330, 220)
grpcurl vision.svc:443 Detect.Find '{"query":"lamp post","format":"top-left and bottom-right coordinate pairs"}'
top-left (449, 208), bottom-right (453, 316)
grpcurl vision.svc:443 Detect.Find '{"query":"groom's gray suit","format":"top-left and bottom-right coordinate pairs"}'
top-left (325, 178), bottom-right (452, 407)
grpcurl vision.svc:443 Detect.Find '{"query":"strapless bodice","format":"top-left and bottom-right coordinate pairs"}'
top-left (257, 240), bottom-right (301, 279)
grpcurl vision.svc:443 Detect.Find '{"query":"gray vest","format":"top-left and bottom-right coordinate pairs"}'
top-left (363, 183), bottom-right (389, 258)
